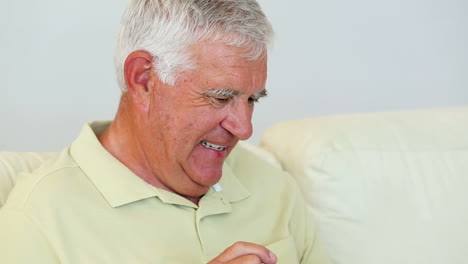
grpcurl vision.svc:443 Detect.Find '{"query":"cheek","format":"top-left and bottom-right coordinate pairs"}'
top-left (163, 113), bottom-right (198, 145)
top-left (193, 112), bottom-right (224, 131)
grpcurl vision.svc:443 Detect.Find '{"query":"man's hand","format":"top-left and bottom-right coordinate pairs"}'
top-left (208, 241), bottom-right (277, 264)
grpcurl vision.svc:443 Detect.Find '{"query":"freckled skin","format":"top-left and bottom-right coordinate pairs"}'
top-left (103, 42), bottom-right (268, 204)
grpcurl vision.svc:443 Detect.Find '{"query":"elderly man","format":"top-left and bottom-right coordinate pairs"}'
top-left (0, 0), bottom-right (330, 263)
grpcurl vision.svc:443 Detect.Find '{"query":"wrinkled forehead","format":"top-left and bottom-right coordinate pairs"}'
top-left (188, 41), bottom-right (267, 69)
top-left (172, 42), bottom-right (267, 94)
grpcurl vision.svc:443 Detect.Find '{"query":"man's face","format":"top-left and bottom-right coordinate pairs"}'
top-left (140, 42), bottom-right (267, 199)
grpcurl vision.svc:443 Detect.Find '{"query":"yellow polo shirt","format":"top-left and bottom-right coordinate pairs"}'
top-left (0, 121), bottom-right (330, 264)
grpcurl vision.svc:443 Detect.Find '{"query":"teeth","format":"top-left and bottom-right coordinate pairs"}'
top-left (201, 140), bottom-right (226, 151)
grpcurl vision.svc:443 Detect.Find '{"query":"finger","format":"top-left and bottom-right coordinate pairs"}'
top-left (225, 254), bottom-right (263, 264)
top-left (211, 241), bottom-right (277, 264)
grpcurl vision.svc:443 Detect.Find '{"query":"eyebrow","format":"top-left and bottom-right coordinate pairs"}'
top-left (202, 88), bottom-right (240, 97)
top-left (202, 88), bottom-right (268, 100)
top-left (251, 89), bottom-right (268, 100)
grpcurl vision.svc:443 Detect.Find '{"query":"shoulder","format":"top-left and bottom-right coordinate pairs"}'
top-left (2, 149), bottom-right (89, 210)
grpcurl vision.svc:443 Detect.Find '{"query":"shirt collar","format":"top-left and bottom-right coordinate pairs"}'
top-left (214, 161), bottom-right (250, 203)
top-left (69, 121), bottom-right (250, 208)
top-left (70, 121), bottom-right (158, 207)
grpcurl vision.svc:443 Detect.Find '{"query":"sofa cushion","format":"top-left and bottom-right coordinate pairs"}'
top-left (0, 152), bottom-right (57, 207)
top-left (260, 106), bottom-right (468, 264)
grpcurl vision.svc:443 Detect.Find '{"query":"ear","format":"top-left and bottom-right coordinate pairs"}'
top-left (124, 50), bottom-right (155, 112)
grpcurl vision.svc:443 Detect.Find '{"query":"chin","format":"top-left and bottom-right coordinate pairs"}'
top-left (175, 183), bottom-right (211, 200)
top-left (190, 167), bottom-right (223, 188)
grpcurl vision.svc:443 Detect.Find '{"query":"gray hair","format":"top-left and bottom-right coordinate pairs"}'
top-left (114, 0), bottom-right (273, 92)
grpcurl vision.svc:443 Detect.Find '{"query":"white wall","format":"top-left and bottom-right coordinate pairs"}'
top-left (1, 0), bottom-right (467, 151)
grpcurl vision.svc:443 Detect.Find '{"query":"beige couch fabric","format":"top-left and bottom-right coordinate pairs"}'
top-left (260, 106), bottom-right (468, 264)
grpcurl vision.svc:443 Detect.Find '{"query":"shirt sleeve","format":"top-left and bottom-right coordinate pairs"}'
top-left (289, 181), bottom-right (333, 264)
top-left (0, 209), bottom-right (61, 263)
top-left (301, 216), bottom-right (333, 264)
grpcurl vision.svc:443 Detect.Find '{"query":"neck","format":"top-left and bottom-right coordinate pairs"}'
top-left (98, 96), bottom-right (203, 206)
top-left (98, 96), bottom-right (162, 186)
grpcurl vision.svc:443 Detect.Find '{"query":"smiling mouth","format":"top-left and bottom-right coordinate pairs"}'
top-left (201, 140), bottom-right (227, 151)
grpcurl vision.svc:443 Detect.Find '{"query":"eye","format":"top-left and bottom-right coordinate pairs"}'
top-left (214, 97), bottom-right (231, 103)
top-left (209, 96), bottom-right (232, 106)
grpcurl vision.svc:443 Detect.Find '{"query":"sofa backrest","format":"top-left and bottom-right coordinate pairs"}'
top-left (260, 106), bottom-right (468, 264)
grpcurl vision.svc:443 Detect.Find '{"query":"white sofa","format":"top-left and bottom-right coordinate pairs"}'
top-left (1, 106), bottom-right (468, 264)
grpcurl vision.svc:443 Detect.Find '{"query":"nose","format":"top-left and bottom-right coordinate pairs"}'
top-left (221, 103), bottom-right (254, 140)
